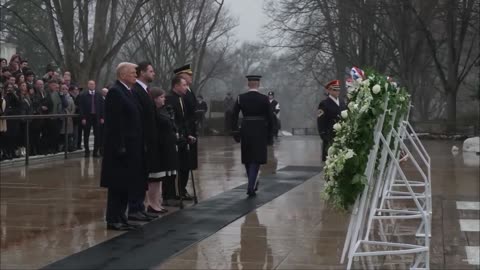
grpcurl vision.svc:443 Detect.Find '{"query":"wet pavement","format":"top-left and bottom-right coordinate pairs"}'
top-left (0, 137), bottom-right (479, 269)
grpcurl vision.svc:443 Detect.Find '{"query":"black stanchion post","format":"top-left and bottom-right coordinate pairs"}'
top-left (187, 144), bottom-right (198, 204)
top-left (175, 173), bottom-right (184, 209)
top-left (25, 120), bottom-right (30, 166)
top-left (64, 117), bottom-right (68, 159)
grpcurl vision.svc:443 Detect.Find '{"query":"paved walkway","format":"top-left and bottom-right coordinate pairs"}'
top-left (0, 137), bottom-right (479, 269)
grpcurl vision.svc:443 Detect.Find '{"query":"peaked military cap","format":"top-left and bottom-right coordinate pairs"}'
top-left (174, 64), bottom-right (193, 75)
top-left (325, 80), bottom-right (340, 90)
top-left (246, 75), bottom-right (262, 81)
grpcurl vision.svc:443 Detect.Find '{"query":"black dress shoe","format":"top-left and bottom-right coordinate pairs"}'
top-left (122, 222), bottom-right (141, 229)
top-left (182, 192), bottom-right (194, 201)
top-left (247, 190), bottom-right (256, 197)
top-left (84, 151), bottom-right (90, 157)
top-left (147, 206), bottom-right (168, 214)
top-left (128, 212), bottom-right (153, 222)
top-left (107, 222), bottom-right (134, 231)
top-left (93, 152), bottom-right (100, 157)
top-left (141, 210), bottom-right (158, 219)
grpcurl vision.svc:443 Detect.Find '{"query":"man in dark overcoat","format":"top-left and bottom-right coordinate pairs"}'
top-left (100, 62), bottom-right (145, 231)
top-left (231, 75), bottom-right (274, 196)
top-left (317, 79), bottom-right (346, 162)
top-left (127, 61), bottom-right (158, 221)
top-left (164, 76), bottom-right (197, 202)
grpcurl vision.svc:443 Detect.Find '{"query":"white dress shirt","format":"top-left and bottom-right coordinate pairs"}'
top-left (329, 95), bottom-right (340, 106)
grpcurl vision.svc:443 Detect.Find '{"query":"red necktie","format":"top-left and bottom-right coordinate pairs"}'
top-left (91, 92), bottom-right (96, 114)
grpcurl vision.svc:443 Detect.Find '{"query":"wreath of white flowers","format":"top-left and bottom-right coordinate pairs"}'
top-left (322, 68), bottom-right (410, 210)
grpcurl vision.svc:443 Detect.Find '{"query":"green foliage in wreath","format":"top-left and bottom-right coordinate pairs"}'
top-left (322, 69), bottom-right (410, 211)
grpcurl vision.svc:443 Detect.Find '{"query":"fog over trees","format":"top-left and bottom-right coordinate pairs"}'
top-left (1, 0), bottom-right (478, 133)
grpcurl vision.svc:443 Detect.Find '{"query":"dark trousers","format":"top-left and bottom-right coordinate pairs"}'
top-left (128, 192), bottom-right (146, 214)
top-left (29, 123), bottom-right (41, 156)
top-left (76, 123), bottom-right (82, 149)
top-left (39, 119), bottom-right (49, 154)
top-left (245, 163), bottom-right (260, 191)
top-left (162, 175), bottom-right (177, 200)
top-left (321, 136), bottom-right (330, 162)
top-left (2, 132), bottom-right (17, 157)
top-left (224, 111), bottom-right (232, 133)
top-left (106, 187), bottom-right (128, 223)
top-left (98, 124), bottom-right (104, 155)
top-left (47, 119), bottom-right (61, 153)
top-left (178, 169), bottom-right (190, 195)
top-left (83, 114), bottom-right (99, 153)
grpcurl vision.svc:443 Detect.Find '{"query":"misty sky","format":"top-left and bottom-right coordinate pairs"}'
top-left (225, 0), bottom-right (267, 42)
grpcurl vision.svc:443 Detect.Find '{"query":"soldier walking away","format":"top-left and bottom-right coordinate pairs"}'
top-left (232, 75), bottom-right (274, 197)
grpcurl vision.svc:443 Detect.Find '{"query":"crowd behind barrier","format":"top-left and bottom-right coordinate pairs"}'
top-left (0, 54), bottom-right (106, 161)
top-left (0, 54), bottom-right (237, 162)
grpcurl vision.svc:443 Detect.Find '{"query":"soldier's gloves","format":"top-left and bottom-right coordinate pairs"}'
top-left (187, 136), bottom-right (196, 144)
top-left (177, 137), bottom-right (188, 147)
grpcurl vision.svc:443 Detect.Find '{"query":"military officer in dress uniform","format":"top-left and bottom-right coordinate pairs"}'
top-left (164, 76), bottom-right (196, 202)
top-left (267, 91), bottom-right (280, 139)
top-left (173, 64), bottom-right (197, 200)
top-left (317, 79), bottom-right (346, 162)
top-left (232, 75), bottom-right (274, 196)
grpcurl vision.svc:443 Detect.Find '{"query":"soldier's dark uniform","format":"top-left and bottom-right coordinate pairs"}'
top-left (164, 89), bottom-right (191, 201)
top-left (173, 64), bottom-right (197, 200)
top-left (317, 80), bottom-right (346, 162)
top-left (232, 75), bottom-right (274, 196)
top-left (267, 91), bottom-right (280, 139)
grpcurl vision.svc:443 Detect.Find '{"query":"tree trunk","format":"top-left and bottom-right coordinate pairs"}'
top-left (336, 0), bottom-right (349, 98)
top-left (446, 88), bottom-right (457, 133)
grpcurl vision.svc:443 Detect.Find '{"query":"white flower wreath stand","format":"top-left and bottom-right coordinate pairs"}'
top-left (341, 100), bottom-right (431, 270)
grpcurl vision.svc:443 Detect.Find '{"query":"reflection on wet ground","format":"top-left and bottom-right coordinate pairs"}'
top-left (157, 139), bottom-right (479, 270)
top-left (1, 137), bottom-right (479, 269)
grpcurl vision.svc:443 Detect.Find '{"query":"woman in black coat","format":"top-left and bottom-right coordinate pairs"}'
top-left (18, 82), bottom-right (32, 151)
top-left (146, 87), bottom-right (179, 214)
top-left (3, 83), bottom-right (20, 159)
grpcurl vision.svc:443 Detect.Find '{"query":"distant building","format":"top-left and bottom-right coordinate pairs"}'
top-left (0, 42), bottom-right (16, 59)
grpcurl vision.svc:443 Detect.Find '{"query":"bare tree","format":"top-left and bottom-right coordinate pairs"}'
top-left (263, 0), bottom-right (391, 95)
top-left (1, 0), bottom-right (150, 86)
top-left (410, 0), bottom-right (479, 130)
top-left (264, 0), bottom-right (479, 130)
top-left (122, 0), bottom-right (237, 93)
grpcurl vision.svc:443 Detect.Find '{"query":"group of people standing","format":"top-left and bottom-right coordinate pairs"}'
top-left (101, 62), bottom-right (199, 231)
top-left (101, 61), bottom-right (285, 230)
top-left (0, 54), bottom-right (109, 160)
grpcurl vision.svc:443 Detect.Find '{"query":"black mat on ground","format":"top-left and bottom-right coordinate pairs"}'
top-left (43, 165), bottom-right (322, 270)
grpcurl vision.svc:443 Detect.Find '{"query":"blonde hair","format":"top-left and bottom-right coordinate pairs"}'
top-left (116, 62), bottom-right (137, 79)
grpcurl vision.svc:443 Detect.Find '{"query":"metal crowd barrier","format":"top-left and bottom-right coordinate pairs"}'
top-left (291, 128), bottom-right (318, 136)
top-left (0, 114), bottom-right (80, 166)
